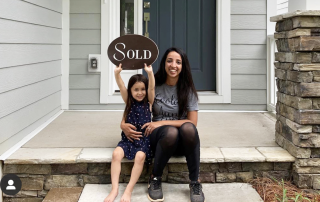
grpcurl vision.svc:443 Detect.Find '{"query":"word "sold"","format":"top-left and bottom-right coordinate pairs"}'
top-left (113, 43), bottom-right (152, 61)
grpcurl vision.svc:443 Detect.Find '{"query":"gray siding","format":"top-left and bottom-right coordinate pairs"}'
top-left (69, 0), bottom-right (101, 109)
top-left (69, 0), bottom-right (267, 111)
top-left (229, 0), bottom-right (267, 111)
top-left (0, 0), bottom-right (62, 156)
top-left (277, 0), bottom-right (288, 15)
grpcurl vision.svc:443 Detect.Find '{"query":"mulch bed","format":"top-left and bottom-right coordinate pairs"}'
top-left (249, 177), bottom-right (320, 202)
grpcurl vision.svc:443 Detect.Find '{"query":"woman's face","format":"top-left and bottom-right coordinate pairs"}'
top-left (165, 51), bottom-right (182, 79)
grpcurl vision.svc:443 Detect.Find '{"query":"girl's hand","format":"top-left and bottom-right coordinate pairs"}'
top-left (121, 121), bottom-right (143, 142)
top-left (142, 122), bottom-right (163, 136)
top-left (114, 64), bottom-right (122, 75)
top-left (144, 63), bottom-right (153, 74)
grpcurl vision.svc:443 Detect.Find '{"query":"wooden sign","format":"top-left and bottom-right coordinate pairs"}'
top-left (107, 34), bottom-right (159, 70)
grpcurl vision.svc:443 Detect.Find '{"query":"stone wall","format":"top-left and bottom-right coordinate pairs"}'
top-left (272, 11), bottom-right (320, 190)
top-left (2, 162), bottom-right (292, 201)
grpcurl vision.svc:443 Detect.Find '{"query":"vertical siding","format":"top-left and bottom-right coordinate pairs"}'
top-left (69, 0), bottom-right (101, 109)
top-left (0, 0), bottom-right (62, 156)
top-left (277, 0), bottom-right (288, 15)
top-left (229, 0), bottom-right (267, 110)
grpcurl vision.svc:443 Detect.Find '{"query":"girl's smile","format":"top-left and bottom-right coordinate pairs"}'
top-left (131, 82), bottom-right (146, 102)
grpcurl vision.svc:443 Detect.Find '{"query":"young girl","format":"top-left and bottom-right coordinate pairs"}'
top-left (104, 63), bottom-right (155, 202)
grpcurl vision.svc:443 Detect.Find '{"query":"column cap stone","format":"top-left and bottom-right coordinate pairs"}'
top-left (270, 10), bottom-right (320, 22)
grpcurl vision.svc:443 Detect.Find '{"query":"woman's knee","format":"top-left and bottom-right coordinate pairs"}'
top-left (160, 126), bottom-right (179, 148)
top-left (135, 151), bottom-right (146, 163)
top-left (179, 122), bottom-right (199, 144)
top-left (112, 147), bottom-right (124, 161)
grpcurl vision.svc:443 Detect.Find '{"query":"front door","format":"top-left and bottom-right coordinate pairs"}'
top-left (143, 0), bottom-right (216, 91)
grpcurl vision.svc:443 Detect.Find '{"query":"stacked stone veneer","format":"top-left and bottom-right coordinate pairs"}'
top-left (2, 162), bottom-right (292, 201)
top-left (272, 11), bottom-right (320, 190)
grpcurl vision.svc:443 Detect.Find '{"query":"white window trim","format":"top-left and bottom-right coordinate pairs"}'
top-left (100, 0), bottom-right (231, 104)
top-left (267, 0), bottom-right (277, 111)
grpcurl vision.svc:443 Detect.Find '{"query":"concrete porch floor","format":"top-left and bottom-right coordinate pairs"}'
top-left (6, 111), bottom-right (296, 164)
top-left (22, 111), bottom-right (278, 148)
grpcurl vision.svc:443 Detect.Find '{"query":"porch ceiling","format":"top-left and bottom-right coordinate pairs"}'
top-left (22, 111), bottom-right (277, 148)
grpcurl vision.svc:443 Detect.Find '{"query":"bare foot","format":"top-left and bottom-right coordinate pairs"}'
top-left (120, 190), bottom-right (132, 202)
top-left (104, 189), bottom-right (118, 202)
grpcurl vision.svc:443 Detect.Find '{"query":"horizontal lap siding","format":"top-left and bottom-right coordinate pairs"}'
top-left (0, 0), bottom-right (62, 156)
top-left (230, 0), bottom-right (267, 109)
top-left (69, 0), bottom-right (101, 108)
top-left (68, 0), bottom-right (267, 110)
top-left (277, 0), bottom-right (288, 15)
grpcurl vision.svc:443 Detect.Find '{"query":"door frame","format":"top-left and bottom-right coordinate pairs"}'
top-left (100, 0), bottom-right (231, 104)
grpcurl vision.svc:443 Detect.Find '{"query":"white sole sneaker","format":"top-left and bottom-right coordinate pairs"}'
top-left (147, 194), bottom-right (164, 202)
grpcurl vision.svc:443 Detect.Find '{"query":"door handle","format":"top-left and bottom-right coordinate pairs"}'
top-left (144, 12), bottom-right (150, 38)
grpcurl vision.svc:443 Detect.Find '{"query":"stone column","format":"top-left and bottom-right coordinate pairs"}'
top-left (271, 10), bottom-right (320, 190)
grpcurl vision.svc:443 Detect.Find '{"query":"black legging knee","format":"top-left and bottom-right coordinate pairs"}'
top-left (150, 123), bottom-right (200, 181)
top-left (179, 122), bottom-right (200, 181)
top-left (179, 122), bottom-right (199, 156)
top-left (150, 126), bottom-right (179, 177)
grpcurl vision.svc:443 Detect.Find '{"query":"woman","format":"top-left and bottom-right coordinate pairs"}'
top-left (121, 47), bottom-right (205, 202)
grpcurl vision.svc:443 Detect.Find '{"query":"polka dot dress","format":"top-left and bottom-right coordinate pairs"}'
top-left (117, 100), bottom-right (153, 161)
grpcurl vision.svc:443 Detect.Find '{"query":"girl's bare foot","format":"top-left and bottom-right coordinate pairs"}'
top-left (104, 189), bottom-right (118, 202)
top-left (120, 190), bottom-right (132, 202)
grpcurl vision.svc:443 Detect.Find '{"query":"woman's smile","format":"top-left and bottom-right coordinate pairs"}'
top-left (165, 51), bottom-right (182, 80)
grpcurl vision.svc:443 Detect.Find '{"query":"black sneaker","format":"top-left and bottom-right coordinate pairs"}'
top-left (189, 181), bottom-right (205, 202)
top-left (147, 176), bottom-right (164, 201)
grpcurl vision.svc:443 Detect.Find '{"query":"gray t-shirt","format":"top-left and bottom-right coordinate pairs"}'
top-left (152, 83), bottom-right (198, 121)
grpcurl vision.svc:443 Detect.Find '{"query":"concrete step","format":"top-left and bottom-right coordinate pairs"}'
top-left (78, 183), bottom-right (263, 202)
top-left (43, 187), bottom-right (83, 202)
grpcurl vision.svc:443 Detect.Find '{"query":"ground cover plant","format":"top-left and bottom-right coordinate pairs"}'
top-left (249, 177), bottom-right (320, 202)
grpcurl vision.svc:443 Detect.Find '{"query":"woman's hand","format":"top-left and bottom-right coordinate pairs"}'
top-left (144, 63), bottom-right (153, 74)
top-left (121, 121), bottom-right (142, 142)
top-left (114, 63), bottom-right (122, 75)
top-left (142, 122), bottom-right (163, 136)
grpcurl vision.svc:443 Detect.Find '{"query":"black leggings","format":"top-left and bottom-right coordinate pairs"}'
top-left (150, 122), bottom-right (200, 181)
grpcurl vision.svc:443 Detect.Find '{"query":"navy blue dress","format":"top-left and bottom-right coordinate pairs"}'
top-left (117, 100), bottom-right (152, 161)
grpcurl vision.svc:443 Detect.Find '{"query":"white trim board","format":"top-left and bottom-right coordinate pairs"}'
top-left (100, 0), bottom-right (142, 104)
top-left (61, 0), bottom-right (70, 109)
top-left (0, 160), bottom-right (2, 202)
top-left (0, 110), bottom-right (64, 161)
top-left (100, 0), bottom-right (231, 104)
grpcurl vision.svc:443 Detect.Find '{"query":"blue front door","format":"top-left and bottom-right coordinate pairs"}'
top-left (143, 0), bottom-right (216, 91)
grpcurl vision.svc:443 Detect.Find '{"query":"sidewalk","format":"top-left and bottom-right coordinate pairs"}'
top-left (78, 183), bottom-right (264, 202)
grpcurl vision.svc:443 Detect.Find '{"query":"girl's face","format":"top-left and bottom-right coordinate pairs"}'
top-left (165, 51), bottom-right (182, 79)
top-left (131, 82), bottom-right (146, 102)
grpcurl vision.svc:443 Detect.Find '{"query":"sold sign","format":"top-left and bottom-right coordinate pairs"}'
top-left (107, 34), bottom-right (159, 70)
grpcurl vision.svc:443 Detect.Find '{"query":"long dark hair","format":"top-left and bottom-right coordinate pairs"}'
top-left (154, 47), bottom-right (198, 118)
top-left (123, 74), bottom-right (149, 121)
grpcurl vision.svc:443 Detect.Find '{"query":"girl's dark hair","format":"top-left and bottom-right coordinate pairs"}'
top-left (154, 47), bottom-right (198, 118)
top-left (123, 74), bottom-right (149, 121)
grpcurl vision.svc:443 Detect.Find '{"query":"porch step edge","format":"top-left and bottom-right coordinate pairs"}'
top-left (3, 147), bottom-right (295, 164)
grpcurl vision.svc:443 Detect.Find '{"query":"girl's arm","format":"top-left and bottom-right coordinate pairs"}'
top-left (114, 64), bottom-right (128, 103)
top-left (144, 63), bottom-right (155, 105)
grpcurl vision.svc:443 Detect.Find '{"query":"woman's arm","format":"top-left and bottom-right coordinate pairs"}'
top-left (120, 117), bottom-right (143, 142)
top-left (144, 63), bottom-right (155, 105)
top-left (114, 64), bottom-right (128, 103)
top-left (157, 111), bottom-right (197, 127)
top-left (142, 110), bottom-right (198, 136)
